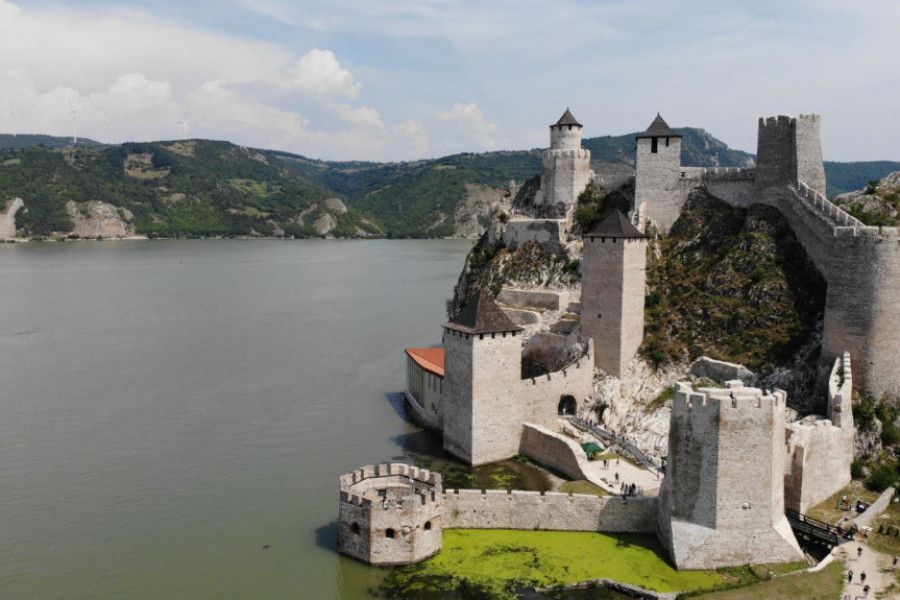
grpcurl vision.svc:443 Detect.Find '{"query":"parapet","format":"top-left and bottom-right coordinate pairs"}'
top-left (340, 463), bottom-right (443, 508)
top-left (673, 380), bottom-right (785, 415)
top-left (828, 351), bottom-right (854, 429)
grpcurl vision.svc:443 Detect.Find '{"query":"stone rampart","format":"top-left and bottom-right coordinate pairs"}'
top-left (497, 288), bottom-right (573, 311)
top-left (442, 488), bottom-right (657, 533)
top-left (519, 423), bottom-right (594, 483)
top-left (501, 218), bottom-right (566, 255)
top-left (689, 356), bottom-right (757, 386)
top-left (853, 486), bottom-right (896, 530)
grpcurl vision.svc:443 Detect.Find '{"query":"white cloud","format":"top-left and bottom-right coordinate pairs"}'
top-left (288, 49), bottom-right (362, 98)
top-left (438, 103), bottom-right (498, 149)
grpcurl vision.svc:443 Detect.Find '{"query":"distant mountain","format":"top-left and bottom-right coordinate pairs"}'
top-left (0, 131), bottom-right (896, 239)
top-left (0, 134), bottom-right (103, 150)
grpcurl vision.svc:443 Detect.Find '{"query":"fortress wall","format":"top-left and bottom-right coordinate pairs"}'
top-left (442, 489), bottom-right (658, 533)
top-left (497, 288), bottom-right (572, 311)
top-left (824, 230), bottom-right (900, 398)
top-left (502, 219), bottom-right (566, 255)
top-left (405, 356), bottom-right (444, 430)
top-left (703, 177), bottom-right (756, 208)
top-left (827, 352), bottom-right (854, 429)
top-left (784, 419), bottom-right (854, 513)
top-left (520, 340), bottom-right (595, 430)
top-left (519, 422), bottom-right (593, 483)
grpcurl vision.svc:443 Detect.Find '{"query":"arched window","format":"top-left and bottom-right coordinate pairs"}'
top-left (424, 521), bottom-right (432, 531)
top-left (350, 522), bottom-right (360, 534)
top-left (385, 528), bottom-right (395, 539)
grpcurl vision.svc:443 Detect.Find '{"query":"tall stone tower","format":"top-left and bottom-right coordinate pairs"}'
top-left (657, 381), bottom-right (804, 570)
top-left (441, 292), bottom-right (524, 466)
top-left (534, 108), bottom-right (592, 214)
top-left (634, 114), bottom-right (682, 233)
top-left (756, 114), bottom-right (826, 197)
top-left (581, 211), bottom-right (647, 376)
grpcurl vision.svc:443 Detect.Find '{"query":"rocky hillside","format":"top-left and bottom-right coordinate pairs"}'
top-left (832, 171), bottom-right (900, 226)
top-left (0, 141), bottom-right (380, 239)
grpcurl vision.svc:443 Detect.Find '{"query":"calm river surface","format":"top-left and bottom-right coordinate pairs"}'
top-left (0, 239), bottom-right (473, 599)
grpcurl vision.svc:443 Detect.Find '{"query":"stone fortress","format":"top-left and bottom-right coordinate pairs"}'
top-left (341, 109), bottom-right (866, 570)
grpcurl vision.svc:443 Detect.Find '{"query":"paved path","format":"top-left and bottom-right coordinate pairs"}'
top-left (836, 540), bottom-right (899, 599)
top-left (582, 455), bottom-right (662, 497)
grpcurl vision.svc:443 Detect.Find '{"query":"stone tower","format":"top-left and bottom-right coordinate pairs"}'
top-left (581, 211), bottom-right (647, 376)
top-left (534, 108), bottom-right (593, 214)
top-left (657, 381), bottom-right (804, 570)
top-left (756, 114), bottom-right (826, 197)
top-left (441, 292), bottom-right (524, 466)
top-left (634, 114), bottom-right (682, 233)
top-left (339, 463), bottom-right (443, 566)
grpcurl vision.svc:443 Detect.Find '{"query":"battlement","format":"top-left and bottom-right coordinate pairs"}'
top-left (340, 463), bottom-right (443, 508)
top-left (828, 351), bottom-right (854, 429)
top-left (796, 182), bottom-right (862, 229)
top-left (673, 381), bottom-right (785, 415)
top-left (542, 148), bottom-right (591, 164)
top-left (525, 338), bottom-right (592, 385)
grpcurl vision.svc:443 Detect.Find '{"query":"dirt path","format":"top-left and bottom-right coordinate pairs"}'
top-left (836, 540), bottom-right (899, 599)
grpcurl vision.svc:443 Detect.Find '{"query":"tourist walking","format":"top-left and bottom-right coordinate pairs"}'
top-left (860, 571), bottom-right (867, 584)
top-left (848, 569), bottom-right (853, 583)
top-left (858, 546), bottom-right (863, 559)
top-left (864, 583), bottom-right (870, 596)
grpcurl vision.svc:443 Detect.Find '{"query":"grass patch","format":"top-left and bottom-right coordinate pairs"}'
top-left (559, 480), bottom-right (608, 497)
top-left (382, 530), bottom-right (726, 599)
top-left (689, 561), bottom-right (843, 599)
top-left (805, 481), bottom-right (881, 525)
top-left (864, 495), bottom-right (900, 556)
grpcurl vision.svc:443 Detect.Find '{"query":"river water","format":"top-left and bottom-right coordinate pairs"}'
top-left (0, 239), bottom-right (474, 599)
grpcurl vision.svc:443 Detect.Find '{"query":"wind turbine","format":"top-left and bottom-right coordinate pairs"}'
top-left (68, 101), bottom-right (78, 144)
top-left (176, 118), bottom-right (189, 141)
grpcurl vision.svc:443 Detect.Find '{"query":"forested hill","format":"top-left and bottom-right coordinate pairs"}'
top-left (0, 132), bottom-right (897, 239)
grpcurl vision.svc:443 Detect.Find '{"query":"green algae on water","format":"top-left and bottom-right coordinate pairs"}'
top-left (382, 529), bottom-right (728, 599)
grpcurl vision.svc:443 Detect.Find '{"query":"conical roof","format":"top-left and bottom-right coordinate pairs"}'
top-left (583, 210), bottom-right (646, 239)
top-left (636, 113), bottom-right (681, 139)
top-left (553, 108), bottom-right (582, 127)
top-left (444, 291), bottom-right (522, 335)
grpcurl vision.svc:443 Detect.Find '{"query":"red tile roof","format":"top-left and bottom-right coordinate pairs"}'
top-left (405, 347), bottom-right (445, 377)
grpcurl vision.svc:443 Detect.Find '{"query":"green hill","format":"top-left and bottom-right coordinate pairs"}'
top-left (0, 131), bottom-right (897, 239)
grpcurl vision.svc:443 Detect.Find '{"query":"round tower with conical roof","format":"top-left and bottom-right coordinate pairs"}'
top-left (536, 109), bottom-right (593, 214)
top-left (634, 113), bottom-right (683, 233)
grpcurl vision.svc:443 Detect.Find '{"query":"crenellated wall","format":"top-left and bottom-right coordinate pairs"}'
top-left (501, 218), bottom-right (567, 255)
top-left (442, 488), bottom-right (657, 533)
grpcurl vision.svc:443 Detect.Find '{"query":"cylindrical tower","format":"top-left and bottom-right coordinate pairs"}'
top-left (339, 463), bottom-right (444, 566)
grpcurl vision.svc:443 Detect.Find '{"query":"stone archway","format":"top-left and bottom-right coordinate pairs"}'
top-left (558, 395), bottom-right (577, 416)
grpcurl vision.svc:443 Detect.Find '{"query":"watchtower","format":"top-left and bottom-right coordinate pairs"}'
top-left (657, 381), bottom-right (804, 570)
top-left (634, 114), bottom-right (682, 233)
top-left (581, 211), bottom-right (647, 376)
top-left (536, 108), bottom-right (592, 213)
top-left (441, 292), bottom-right (524, 465)
top-left (339, 463), bottom-right (443, 565)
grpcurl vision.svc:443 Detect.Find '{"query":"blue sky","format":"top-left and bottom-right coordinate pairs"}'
top-left (1, 0), bottom-right (897, 162)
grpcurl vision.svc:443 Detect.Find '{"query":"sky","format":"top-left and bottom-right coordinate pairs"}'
top-left (0, 0), bottom-right (897, 162)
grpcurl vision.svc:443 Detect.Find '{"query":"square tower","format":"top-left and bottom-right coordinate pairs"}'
top-left (536, 109), bottom-right (593, 213)
top-left (581, 211), bottom-right (647, 376)
top-left (441, 292), bottom-right (525, 466)
top-left (634, 114), bottom-right (683, 233)
top-left (656, 382), bottom-right (804, 569)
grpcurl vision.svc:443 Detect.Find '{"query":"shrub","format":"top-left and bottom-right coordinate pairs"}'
top-left (866, 463), bottom-right (898, 492)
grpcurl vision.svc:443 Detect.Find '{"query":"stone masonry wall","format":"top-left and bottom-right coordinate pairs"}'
top-left (519, 422), bottom-right (593, 482)
top-left (502, 219), bottom-right (566, 255)
top-left (581, 236), bottom-right (646, 376)
top-left (657, 382), bottom-right (804, 569)
top-left (634, 136), bottom-right (682, 233)
top-left (442, 489), bottom-right (657, 533)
